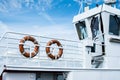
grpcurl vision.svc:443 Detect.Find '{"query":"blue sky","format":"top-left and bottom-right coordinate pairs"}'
top-left (0, 0), bottom-right (81, 40)
top-left (0, 0), bottom-right (120, 40)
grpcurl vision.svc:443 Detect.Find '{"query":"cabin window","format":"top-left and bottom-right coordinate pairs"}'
top-left (75, 21), bottom-right (88, 40)
top-left (90, 17), bottom-right (99, 39)
top-left (109, 15), bottom-right (120, 36)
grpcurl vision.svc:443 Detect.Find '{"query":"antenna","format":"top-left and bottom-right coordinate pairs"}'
top-left (78, 0), bottom-right (84, 14)
top-left (78, 0), bottom-right (92, 14)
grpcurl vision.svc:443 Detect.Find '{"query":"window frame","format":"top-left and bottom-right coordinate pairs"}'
top-left (75, 21), bottom-right (88, 40)
top-left (90, 15), bottom-right (100, 39)
top-left (109, 15), bottom-right (120, 36)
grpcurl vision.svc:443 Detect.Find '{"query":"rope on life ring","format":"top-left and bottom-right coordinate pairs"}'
top-left (46, 39), bottom-right (63, 60)
top-left (19, 36), bottom-right (39, 58)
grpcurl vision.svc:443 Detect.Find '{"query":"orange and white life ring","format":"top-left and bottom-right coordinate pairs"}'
top-left (46, 39), bottom-right (63, 59)
top-left (19, 36), bottom-right (39, 58)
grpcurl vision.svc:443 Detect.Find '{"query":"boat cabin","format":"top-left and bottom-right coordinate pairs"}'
top-left (73, 3), bottom-right (120, 68)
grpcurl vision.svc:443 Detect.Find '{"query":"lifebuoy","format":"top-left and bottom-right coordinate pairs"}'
top-left (46, 39), bottom-right (63, 59)
top-left (19, 36), bottom-right (39, 58)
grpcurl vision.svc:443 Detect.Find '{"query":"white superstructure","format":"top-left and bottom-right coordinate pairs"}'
top-left (0, 1), bottom-right (120, 80)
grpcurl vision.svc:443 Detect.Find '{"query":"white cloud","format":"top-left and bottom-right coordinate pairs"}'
top-left (31, 24), bottom-right (78, 40)
top-left (0, 21), bottom-right (78, 41)
top-left (38, 12), bottom-right (55, 25)
top-left (68, 3), bottom-right (72, 7)
top-left (0, 0), bottom-right (23, 14)
top-left (73, 0), bottom-right (93, 4)
top-left (0, 0), bottom-right (79, 40)
top-left (0, 21), bottom-right (10, 36)
top-left (0, 1), bottom-right (8, 13)
top-left (10, 0), bottom-right (22, 9)
top-left (0, 0), bottom-right (53, 13)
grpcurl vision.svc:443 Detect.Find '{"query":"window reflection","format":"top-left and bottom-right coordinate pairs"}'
top-left (75, 21), bottom-right (88, 40)
top-left (109, 15), bottom-right (120, 36)
top-left (90, 17), bottom-right (99, 39)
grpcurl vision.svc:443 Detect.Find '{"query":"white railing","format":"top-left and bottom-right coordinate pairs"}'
top-left (0, 32), bottom-right (84, 69)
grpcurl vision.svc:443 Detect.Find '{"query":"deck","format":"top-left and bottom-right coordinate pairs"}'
top-left (0, 32), bottom-right (84, 73)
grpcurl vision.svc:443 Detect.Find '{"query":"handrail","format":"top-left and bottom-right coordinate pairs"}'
top-left (4, 32), bottom-right (81, 43)
top-left (0, 32), bottom-right (8, 42)
top-left (0, 31), bottom-right (84, 69)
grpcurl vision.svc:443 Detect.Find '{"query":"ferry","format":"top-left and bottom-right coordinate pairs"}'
top-left (0, 0), bottom-right (120, 80)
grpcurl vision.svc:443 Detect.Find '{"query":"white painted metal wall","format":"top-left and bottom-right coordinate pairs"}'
top-left (67, 69), bottom-right (120, 80)
top-left (3, 72), bottom-right (36, 80)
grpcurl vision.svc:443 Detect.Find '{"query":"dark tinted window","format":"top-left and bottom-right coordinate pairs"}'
top-left (109, 15), bottom-right (120, 36)
top-left (75, 21), bottom-right (88, 40)
top-left (90, 17), bottom-right (99, 39)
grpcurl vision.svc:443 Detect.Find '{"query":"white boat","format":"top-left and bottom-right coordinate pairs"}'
top-left (0, 0), bottom-right (120, 80)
